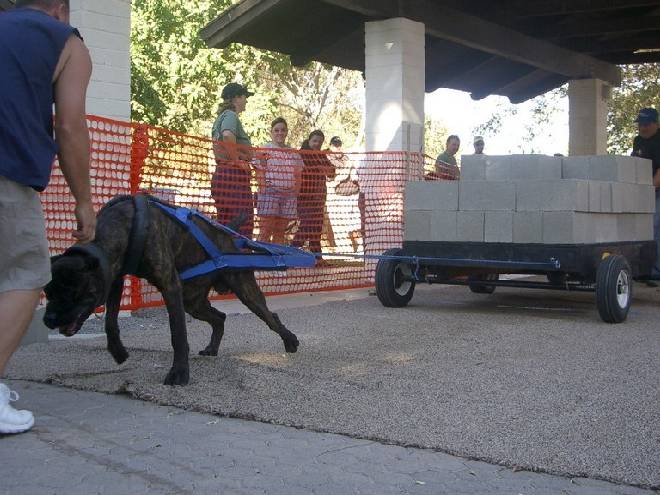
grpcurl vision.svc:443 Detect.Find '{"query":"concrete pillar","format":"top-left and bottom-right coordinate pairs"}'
top-left (70, 0), bottom-right (131, 121)
top-left (364, 18), bottom-right (425, 152)
top-left (568, 78), bottom-right (610, 156)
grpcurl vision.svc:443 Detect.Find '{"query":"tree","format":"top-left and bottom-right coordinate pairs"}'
top-left (131, 0), bottom-right (363, 147)
top-left (608, 64), bottom-right (660, 154)
top-left (472, 87), bottom-right (566, 155)
top-left (424, 116), bottom-right (450, 160)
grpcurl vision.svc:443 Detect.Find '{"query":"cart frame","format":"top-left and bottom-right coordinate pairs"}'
top-left (375, 240), bottom-right (657, 323)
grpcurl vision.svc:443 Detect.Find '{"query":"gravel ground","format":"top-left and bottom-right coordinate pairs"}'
top-left (8, 284), bottom-right (660, 489)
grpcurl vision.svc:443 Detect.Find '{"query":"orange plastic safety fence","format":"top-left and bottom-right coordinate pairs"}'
top-left (42, 116), bottom-right (456, 311)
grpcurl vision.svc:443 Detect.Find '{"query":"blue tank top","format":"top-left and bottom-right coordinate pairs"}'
top-left (0, 8), bottom-right (75, 191)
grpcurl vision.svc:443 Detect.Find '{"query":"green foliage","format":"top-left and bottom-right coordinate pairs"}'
top-left (608, 64), bottom-right (660, 154)
top-left (424, 116), bottom-right (450, 159)
top-left (131, 0), bottom-right (363, 148)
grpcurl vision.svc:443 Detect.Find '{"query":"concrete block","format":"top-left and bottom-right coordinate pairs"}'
top-left (611, 183), bottom-right (654, 213)
top-left (516, 180), bottom-right (589, 212)
top-left (600, 182), bottom-right (613, 212)
top-left (635, 157), bottom-right (654, 185)
top-left (405, 181), bottom-right (459, 211)
top-left (589, 156), bottom-right (637, 183)
top-left (485, 211), bottom-right (513, 243)
top-left (588, 181), bottom-right (601, 212)
top-left (617, 214), bottom-right (655, 241)
top-left (589, 214), bottom-right (619, 243)
top-left (459, 155), bottom-right (487, 180)
top-left (587, 181), bottom-right (612, 213)
top-left (404, 210), bottom-right (431, 241)
top-left (543, 212), bottom-right (619, 244)
top-left (457, 211), bottom-right (485, 242)
top-left (510, 155), bottom-right (562, 180)
top-left (543, 212), bottom-right (577, 244)
top-left (20, 308), bottom-right (49, 346)
top-left (641, 185), bottom-right (656, 213)
top-left (513, 211), bottom-right (543, 243)
top-left (484, 156), bottom-right (512, 181)
top-left (617, 214), bottom-right (637, 241)
top-left (636, 213), bottom-right (655, 240)
top-left (561, 156), bottom-right (590, 179)
top-left (459, 181), bottom-right (516, 211)
top-left (430, 211), bottom-right (458, 242)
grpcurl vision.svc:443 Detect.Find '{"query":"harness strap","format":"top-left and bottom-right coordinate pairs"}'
top-left (151, 201), bottom-right (316, 281)
top-left (152, 202), bottom-right (225, 261)
top-left (122, 194), bottom-right (150, 276)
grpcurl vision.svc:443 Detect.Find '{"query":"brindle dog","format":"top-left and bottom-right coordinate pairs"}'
top-left (43, 195), bottom-right (299, 386)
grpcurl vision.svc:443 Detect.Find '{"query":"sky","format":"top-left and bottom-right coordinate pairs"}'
top-left (425, 87), bottom-right (570, 157)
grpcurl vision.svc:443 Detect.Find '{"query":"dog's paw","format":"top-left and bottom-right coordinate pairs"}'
top-left (198, 347), bottom-right (218, 357)
top-left (163, 366), bottom-right (189, 386)
top-left (108, 343), bottom-right (129, 364)
top-left (283, 334), bottom-right (299, 353)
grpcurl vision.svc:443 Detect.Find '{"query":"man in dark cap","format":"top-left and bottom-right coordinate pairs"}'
top-left (632, 107), bottom-right (660, 280)
top-left (0, 0), bottom-right (95, 433)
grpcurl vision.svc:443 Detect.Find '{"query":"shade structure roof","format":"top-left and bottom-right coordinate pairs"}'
top-left (201, 0), bottom-right (660, 103)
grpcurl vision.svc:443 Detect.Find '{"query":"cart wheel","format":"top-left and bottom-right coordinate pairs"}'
top-left (596, 255), bottom-right (632, 323)
top-left (468, 274), bottom-right (498, 294)
top-left (376, 248), bottom-right (415, 307)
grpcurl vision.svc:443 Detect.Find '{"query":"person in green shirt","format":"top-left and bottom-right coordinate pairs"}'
top-left (211, 82), bottom-right (255, 237)
top-left (435, 135), bottom-right (461, 179)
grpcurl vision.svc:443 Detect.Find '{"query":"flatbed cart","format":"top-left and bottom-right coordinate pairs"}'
top-left (374, 241), bottom-right (657, 323)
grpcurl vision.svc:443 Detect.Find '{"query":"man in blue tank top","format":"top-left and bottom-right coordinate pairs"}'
top-left (0, 0), bottom-right (94, 434)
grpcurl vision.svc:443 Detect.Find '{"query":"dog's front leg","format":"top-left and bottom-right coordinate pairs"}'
top-left (160, 277), bottom-right (190, 386)
top-left (105, 277), bottom-right (129, 364)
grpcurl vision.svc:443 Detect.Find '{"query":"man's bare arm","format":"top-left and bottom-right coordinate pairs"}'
top-left (53, 35), bottom-right (95, 242)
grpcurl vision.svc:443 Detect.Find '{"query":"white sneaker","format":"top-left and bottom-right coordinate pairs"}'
top-left (0, 383), bottom-right (34, 434)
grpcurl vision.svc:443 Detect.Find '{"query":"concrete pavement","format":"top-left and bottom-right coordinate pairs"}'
top-left (0, 380), bottom-right (653, 495)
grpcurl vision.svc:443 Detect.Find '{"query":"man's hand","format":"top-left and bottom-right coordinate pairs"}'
top-left (73, 201), bottom-right (96, 243)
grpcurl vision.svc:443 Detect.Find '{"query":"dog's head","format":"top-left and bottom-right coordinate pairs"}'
top-left (43, 250), bottom-right (107, 336)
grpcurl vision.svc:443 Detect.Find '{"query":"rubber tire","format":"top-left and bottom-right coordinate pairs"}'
top-left (376, 248), bottom-right (415, 307)
top-left (596, 255), bottom-right (632, 324)
top-left (468, 273), bottom-right (498, 294)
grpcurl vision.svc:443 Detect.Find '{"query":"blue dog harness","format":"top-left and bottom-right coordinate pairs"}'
top-left (152, 201), bottom-right (316, 281)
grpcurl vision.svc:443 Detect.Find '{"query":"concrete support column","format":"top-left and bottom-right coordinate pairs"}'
top-left (70, 0), bottom-right (131, 121)
top-left (364, 18), bottom-right (425, 152)
top-left (568, 78), bottom-right (610, 156)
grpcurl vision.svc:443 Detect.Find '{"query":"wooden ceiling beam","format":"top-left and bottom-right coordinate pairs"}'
top-left (537, 15), bottom-right (660, 39)
top-left (200, 0), bottom-right (286, 49)
top-left (322, 0), bottom-right (622, 86)
top-left (509, 0), bottom-right (660, 18)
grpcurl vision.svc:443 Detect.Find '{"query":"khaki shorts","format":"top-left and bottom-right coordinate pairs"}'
top-left (0, 176), bottom-right (51, 293)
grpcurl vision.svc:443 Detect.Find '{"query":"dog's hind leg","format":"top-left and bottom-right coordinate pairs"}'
top-left (183, 287), bottom-right (227, 357)
top-left (224, 273), bottom-right (299, 353)
top-left (105, 277), bottom-right (129, 364)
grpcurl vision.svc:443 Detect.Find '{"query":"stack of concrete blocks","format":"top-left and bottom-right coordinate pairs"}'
top-left (404, 155), bottom-right (655, 244)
